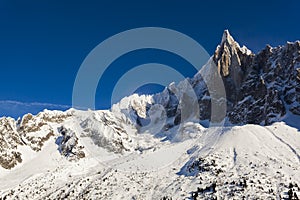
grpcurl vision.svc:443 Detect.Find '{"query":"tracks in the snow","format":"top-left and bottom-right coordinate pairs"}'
top-left (264, 127), bottom-right (300, 163)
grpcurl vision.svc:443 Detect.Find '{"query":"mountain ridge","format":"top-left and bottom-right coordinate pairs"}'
top-left (1, 30), bottom-right (300, 169)
top-left (0, 30), bottom-right (300, 199)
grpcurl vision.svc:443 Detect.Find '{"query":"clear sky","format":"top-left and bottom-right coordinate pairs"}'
top-left (0, 0), bottom-right (299, 118)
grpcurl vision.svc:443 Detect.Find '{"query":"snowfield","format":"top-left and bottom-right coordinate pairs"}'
top-left (0, 115), bottom-right (299, 199)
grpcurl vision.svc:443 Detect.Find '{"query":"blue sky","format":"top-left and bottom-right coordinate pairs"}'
top-left (0, 0), bottom-right (299, 118)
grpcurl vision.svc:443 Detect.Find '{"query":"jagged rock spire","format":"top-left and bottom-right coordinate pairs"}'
top-left (221, 29), bottom-right (235, 45)
top-left (214, 30), bottom-right (246, 77)
top-left (213, 30), bottom-right (254, 104)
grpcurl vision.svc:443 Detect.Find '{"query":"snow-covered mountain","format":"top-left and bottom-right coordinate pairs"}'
top-left (0, 30), bottom-right (299, 199)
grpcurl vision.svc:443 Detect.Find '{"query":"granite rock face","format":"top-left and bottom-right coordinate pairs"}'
top-left (148, 30), bottom-right (300, 126)
top-left (0, 110), bottom-right (73, 169)
top-left (213, 30), bottom-right (254, 106)
top-left (214, 31), bottom-right (300, 125)
top-left (0, 117), bottom-right (23, 169)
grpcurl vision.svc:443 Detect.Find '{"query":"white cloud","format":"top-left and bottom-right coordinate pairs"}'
top-left (0, 100), bottom-right (71, 119)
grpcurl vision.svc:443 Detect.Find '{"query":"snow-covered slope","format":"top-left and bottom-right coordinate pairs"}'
top-left (0, 122), bottom-right (299, 199)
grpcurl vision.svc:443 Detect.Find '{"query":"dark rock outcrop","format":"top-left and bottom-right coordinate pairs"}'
top-left (215, 32), bottom-right (300, 125)
top-left (148, 30), bottom-right (300, 126)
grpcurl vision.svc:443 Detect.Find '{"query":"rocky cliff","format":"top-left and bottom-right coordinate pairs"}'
top-left (150, 30), bottom-right (300, 126)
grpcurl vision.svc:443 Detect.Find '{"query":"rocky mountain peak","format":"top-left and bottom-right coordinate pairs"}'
top-left (212, 30), bottom-right (254, 105)
top-left (202, 30), bottom-right (299, 125)
top-left (143, 30), bottom-right (300, 126)
top-left (221, 30), bottom-right (252, 55)
top-left (221, 29), bottom-right (235, 46)
top-left (214, 30), bottom-right (252, 76)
